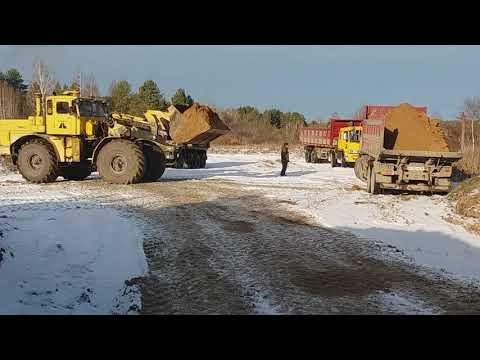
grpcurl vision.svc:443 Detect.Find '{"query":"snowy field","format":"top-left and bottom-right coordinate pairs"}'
top-left (1, 150), bottom-right (480, 314)
top-left (169, 152), bottom-right (480, 284)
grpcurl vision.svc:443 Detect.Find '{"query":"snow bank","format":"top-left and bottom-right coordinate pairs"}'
top-left (0, 207), bottom-right (147, 315)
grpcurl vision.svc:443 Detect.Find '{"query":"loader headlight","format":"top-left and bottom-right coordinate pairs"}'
top-left (349, 150), bottom-right (359, 154)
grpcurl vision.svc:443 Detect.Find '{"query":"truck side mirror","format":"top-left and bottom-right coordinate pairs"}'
top-left (70, 106), bottom-right (76, 115)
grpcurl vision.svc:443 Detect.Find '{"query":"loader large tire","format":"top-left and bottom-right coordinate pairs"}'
top-left (60, 163), bottom-right (91, 181)
top-left (143, 148), bottom-right (166, 182)
top-left (97, 140), bottom-right (145, 184)
top-left (17, 139), bottom-right (59, 183)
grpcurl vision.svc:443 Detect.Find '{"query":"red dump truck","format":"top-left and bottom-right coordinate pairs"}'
top-left (354, 104), bottom-right (462, 194)
top-left (301, 119), bottom-right (363, 167)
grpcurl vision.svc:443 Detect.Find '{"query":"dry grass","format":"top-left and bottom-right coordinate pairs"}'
top-left (454, 146), bottom-right (480, 177)
top-left (445, 176), bottom-right (480, 235)
top-left (447, 176), bottom-right (480, 237)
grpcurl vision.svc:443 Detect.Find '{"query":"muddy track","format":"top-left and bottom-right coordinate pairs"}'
top-left (26, 177), bottom-right (480, 314)
top-left (92, 179), bottom-right (480, 315)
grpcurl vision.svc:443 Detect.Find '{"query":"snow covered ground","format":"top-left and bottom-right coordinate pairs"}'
top-left (165, 152), bottom-right (480, 284)
top-left (1, 150), bottom-right (480, 314)
top-left (0, 179), bottom-right (147, 315)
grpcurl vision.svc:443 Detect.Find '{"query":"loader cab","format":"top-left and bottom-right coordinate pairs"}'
top-left (44, 91), bottom-right (107, 137)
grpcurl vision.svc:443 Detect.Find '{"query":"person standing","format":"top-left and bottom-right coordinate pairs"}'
top-left (280, 142), bottom-right (289, 176)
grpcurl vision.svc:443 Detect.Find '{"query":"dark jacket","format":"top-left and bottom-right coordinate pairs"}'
top-left (281, 147), bottom-right (289, 163)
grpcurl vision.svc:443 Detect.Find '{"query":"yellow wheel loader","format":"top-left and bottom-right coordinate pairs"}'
top-left (0, 91), bottom-right (228, 184)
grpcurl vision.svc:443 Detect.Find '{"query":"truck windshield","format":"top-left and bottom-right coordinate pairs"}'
top-left (78, 101), bottom-right (106, 117)
top-left (350, 130), bottom-right (361, 142)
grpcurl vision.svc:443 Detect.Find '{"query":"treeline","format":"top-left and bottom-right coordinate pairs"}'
top-left (215, 106), bottom-right (307, 145)
top-left (440, 98), bottom-right (480, 176)
top-left (104, 80), bottom-right (194, 116)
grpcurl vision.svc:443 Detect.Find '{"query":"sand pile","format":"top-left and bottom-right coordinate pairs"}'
top-left (383, 103), bottom-right (450, 152)
top-left (169, 103), bottom-right (229, 144)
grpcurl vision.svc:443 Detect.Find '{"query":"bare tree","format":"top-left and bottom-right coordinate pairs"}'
top-left (32, 59), bottom-right (55, 116)
top-left (464, 96), bottom-right (480, 152)
top-left (82, 72), bottom-right (99, 98)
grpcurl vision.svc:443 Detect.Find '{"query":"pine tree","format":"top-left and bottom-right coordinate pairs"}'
top-left (138, 80), bottom-right (169, 110)
top-left (109, 80), bottom-right (132, 113)
top-left (171, 88), bottom-right (194, 107)
top-left (4, 68), bottom-right (28, 94)
top-left (53, 81), bottom-right (63, 95)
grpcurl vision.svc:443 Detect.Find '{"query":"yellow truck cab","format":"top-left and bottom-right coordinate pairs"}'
top-left (336, 126), bottom-right (362, 165)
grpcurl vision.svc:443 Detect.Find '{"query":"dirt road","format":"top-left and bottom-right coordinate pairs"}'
top-left (3, 153), bottom-right (480, 314)
top-left (64, 177), bottom-right (480, 315)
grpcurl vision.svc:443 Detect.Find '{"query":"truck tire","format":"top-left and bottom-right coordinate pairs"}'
top-left (354, 157), bottom-right (367, 182)
top-left (367, 165), bottom-right (372, 194)
top-left (311, 151), bottom-right (318, 163)
top-left (368, 164), bottom-right (380, 195)
top-left (60, 163), bottom-right (91, 181)
top-left (176, 150), bottom-right (190, 169)
top-left (17, 139), bottom-right (59, 183)
top-left (97, 139), bottom-right (145, 184)
top-left (340, 153), bottom-right (347, 167)
top-left (192, 152), bottom-right (200, 169)
top-left (330, 152), bottom-right (337, 168)
top-left (305, 149), bottom-right (311, 163)
top-left (143, 148), bottom-right (166, 182)
top-left (200, 151), bottom-right (207, 168)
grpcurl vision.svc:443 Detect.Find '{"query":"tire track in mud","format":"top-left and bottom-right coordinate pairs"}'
top-left (110, 180), bottom-right (480, 315)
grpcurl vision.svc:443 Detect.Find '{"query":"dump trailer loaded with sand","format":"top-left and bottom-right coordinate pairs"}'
top-left (110, 104), bottom-right (230, 169)
top-left (354, 103), bottom-right (462, 194)
top-left (168, 103), bottom-right (230, 169)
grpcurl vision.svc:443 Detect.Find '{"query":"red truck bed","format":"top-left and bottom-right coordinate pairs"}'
top-left (300, 119), bottom-right (362, 147)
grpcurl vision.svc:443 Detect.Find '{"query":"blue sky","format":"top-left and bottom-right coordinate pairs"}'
top-left (0, 45), bottom-right (478, 121)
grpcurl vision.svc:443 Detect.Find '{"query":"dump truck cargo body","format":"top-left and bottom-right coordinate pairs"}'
top-left (357, 117), bottom-right (461, 194)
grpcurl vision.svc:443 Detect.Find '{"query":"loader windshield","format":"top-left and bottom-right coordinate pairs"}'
top-left (77, 100), bottom-right (106, 117)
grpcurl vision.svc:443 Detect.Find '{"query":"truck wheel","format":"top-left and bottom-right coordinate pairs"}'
top-left (354, 157), bottom-right (367, 182)
top-left (367, 165), bottom-right (372, 194)
top-left (17, 139), bottom-right (59, 183)
top-left (143, 148), bottom-right (166, 182)
top-left (340, 153), bottom-right (347, 167)
top-left (330, 152), bottom-right (337, 168)
top-left (97, 139), bottom-right (145, 184)
top-left (192, 152), bottom-right (200, 169)
top-left (175, 150), bottom-right (188, 169)
top-left (368, 164), bottom-right (380, 194)
top-left (305, 149), bottom-right (311, 163)
top-left (200, 152), bottom-right (207, 168)
top-left (311, 151), bottom-right (318, 163)
top-left (60, 163), bottom-right (91, 181)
